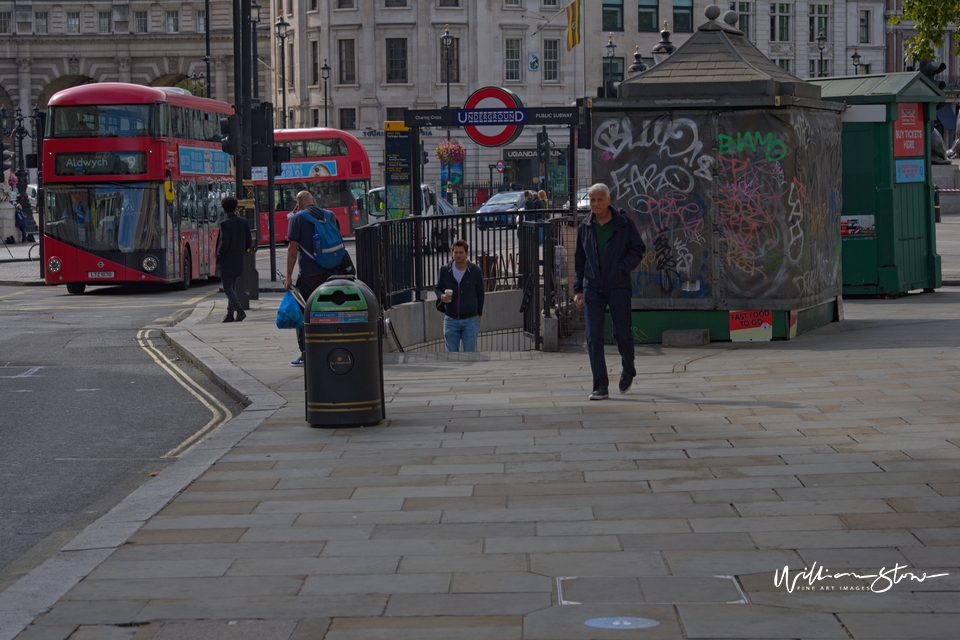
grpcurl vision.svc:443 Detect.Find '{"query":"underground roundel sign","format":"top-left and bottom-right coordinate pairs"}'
top-left (460, 86), bottom-right (525, 148)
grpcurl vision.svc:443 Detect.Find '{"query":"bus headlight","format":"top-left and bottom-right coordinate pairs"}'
top-left (47, 257), bottom-right (62, 273)
top-left (141, 255), bottom-right (159, 272)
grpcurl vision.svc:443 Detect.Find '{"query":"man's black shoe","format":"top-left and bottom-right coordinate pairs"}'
top-left (588, 388), bottom-right (609, 401)
top-left (223, 313), bottom-right (235, 323)
top-left (619, 372), bottom-right (635, 394)
top-left (235, 311), bottom-right (247, 322)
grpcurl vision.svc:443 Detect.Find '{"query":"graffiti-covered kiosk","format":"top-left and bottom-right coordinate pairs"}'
top-left (591, 7), bottom-right (843, 343)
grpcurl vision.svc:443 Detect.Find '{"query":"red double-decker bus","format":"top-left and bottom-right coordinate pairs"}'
top-left (42, 82), bottom-right (236, 294)
top-left (253, 128), bottom-right (371, 243)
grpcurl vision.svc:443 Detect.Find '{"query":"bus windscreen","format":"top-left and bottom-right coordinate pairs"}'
top-left (48, 105), bottom-right (153, 138)
top-left (46, 183), bottom-right (164, 252)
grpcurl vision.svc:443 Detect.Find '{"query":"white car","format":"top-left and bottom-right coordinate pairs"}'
top-left (366, 184), bottom-right (458, 220)
top-left (26, 184), bottom-right (38, 209)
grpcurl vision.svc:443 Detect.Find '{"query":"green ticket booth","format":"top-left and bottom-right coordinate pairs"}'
top-left (810, 73), bottom-right (943, 296)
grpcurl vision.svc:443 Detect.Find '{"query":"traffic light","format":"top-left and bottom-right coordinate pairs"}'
top-left (272, 145), bottom-right (290, 177)
top-left (1, 142), bottom-right (11, 174)
top-left (919, 60), bottom-right (947, 90)
top-left (420, 140), bottom-right (428, 165)
top-left (537, 128), bottom-right (551, 164)
top-left (250, 101), bottom-right (268, 146)
top-left (219, 114), bottom-right (241, 156)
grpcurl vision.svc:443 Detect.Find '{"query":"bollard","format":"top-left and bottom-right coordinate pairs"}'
top-left (934, 185), bottom-right (941, 223)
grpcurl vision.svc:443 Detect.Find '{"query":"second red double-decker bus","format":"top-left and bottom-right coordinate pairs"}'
top-left (253, 127), bottom-right (371, 243)
top-left (42, 82), bottom-right (236, 293)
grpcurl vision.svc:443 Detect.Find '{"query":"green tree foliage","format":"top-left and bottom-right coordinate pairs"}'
top-left (890, 0), bottom-right (960, 61)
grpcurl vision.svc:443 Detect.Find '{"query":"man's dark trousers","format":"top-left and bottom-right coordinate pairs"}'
top-left (583, 287), bottom-right (635, 392)
top-left (295, 272), bottom-right (332, 353)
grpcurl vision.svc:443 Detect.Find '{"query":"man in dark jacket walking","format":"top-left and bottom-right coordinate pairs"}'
top-left (435, 239), bottom-right (485, 352)
top-left (574, 183), bottom-right (645, 400)
top-left (216, 197), bottom-right (252, 323)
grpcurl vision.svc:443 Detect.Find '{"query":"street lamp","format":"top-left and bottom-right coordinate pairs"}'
top-left (275, 13), bottom-right (290, 128)
top-left (816, 30), bottom-right (826, 78)
top-left (441, 25), bottom-right (454, 201)
top-left (605, 33), bottom-right (617, 85)
top-left (190, 72), bottom-right (206, 96)
top-left (851, 48), bottom-right (862, 75)
top-left (441, 24), bottom-right (453, 142)
top-left (321, 59), bottom-right (331, 127)
top-left (651, 21), bottom-right (676, 66)
top-left (251, 0), bottom-right (261, 99)
top-left (628, 46), bottom-right (648, 75)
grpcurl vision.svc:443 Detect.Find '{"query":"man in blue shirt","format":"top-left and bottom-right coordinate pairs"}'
top-left (284, 191), bottom-right (354, 366)
top-left (435, 239), bottom-right (484, 352)
top-left (573, 183), bottom-right (645, 400)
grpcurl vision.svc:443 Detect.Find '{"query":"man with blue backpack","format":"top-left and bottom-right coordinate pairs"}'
top-left (284, 190), bottom-right (355, 367)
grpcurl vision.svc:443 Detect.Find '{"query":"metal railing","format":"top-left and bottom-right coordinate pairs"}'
top-left (356, 209), bottom-right (585, 352)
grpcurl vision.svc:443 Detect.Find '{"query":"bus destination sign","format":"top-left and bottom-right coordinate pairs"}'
top-left (55, 151), bottom-right (147, 176)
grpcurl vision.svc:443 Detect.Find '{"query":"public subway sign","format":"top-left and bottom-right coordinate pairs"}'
top-left (893, 102), bottom-right (924, 158)
top-left (461, 87), bottom-right (526, 148)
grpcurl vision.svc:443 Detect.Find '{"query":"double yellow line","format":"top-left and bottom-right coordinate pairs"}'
top-left (136, 329), bottom-right (233, 458)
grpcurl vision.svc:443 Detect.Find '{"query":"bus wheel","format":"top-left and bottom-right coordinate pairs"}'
top-left (66, 282), bottom-right (86, 295)
top-left (178, 254), bottom-right (191, 291)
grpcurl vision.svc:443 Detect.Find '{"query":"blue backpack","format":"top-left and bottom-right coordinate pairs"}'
top-left (298, 207), bottom-right (345, 269)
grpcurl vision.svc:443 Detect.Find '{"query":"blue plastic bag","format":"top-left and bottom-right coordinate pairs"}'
top-left (276, 290), bottom-right (303, 329)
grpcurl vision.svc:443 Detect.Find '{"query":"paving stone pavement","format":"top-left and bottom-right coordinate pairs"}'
top-left (0, 222), bottom-right (959, 639)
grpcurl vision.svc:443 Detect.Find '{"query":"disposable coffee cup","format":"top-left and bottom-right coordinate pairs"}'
top-left (444, 289), bottom-right (453, 298)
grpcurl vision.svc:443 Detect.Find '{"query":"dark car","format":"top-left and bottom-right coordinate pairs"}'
top-left (476, 191), bottom-right (527, 229)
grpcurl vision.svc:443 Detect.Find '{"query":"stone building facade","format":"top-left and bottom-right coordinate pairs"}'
top-left (274, 0), bottom-right (885, 193)
top-left (0, 1), bottom-right (270, 240)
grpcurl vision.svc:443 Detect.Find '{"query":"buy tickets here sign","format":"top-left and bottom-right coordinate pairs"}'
top-left (894, 103), bottom-right (924, 158)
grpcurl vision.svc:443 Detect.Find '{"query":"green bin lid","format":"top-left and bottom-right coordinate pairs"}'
top-left (310, 285), bottom-right (369, 312)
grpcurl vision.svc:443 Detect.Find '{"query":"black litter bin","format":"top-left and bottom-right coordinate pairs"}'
top-left (303, 276), bottom-right (385, 427)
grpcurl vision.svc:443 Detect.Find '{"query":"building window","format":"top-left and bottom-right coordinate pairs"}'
top-left (809, 4), bottom-right (829, 41)
top-left (603, 1), bottom-right (623, 30)
top-left (386, 107), bottom-right (405, 121)
top-left (776, 59), bottom-right (791, 72)
top-left (287, 43), bottom-right (295, 89)
top-left (99, 12), bottom-right (111, 34)
top-left (166, 11), bottom-right (179, 33)
top-left (809, 59), bottom-right (830, 77)
top-left (135, 11), bottom-right (148, 34)
top-left (543, 0), bottom-right (559, 5)
top-left (543, 39), bottom-right (559, 81)
top-left (731, 2), bottom-right (752, 39)
top-left (859, 10), bottom-right (870, 43)
top-left (311, 41), bottom-right (319, 85)
top-left (338, 0), bottom-right (355, 7)
top-left (439, 0), bottom-right (460, 5)
top-left (505, 0), bottom-right (521, 6)
top-left (386, 38), bottom-right (408, 82)
top-left (603, 57), bottom-right (624, 82)
top-left (674, 0), bottom-right (694, 32)
top-left (310, 0), bottom-right (319, 9)
top-left (385, 0), bottom-right (407, 6)
top-left (505, 38), bottom-right (522, 81)
top-left (339, 108), bottom-right (356, 130)
top-left (67, 12), bottom-right (81, 34)
top-left (638, 0), bottom-right (658, 31)
top-left (0, 13), bottom-right (11, 34)
top-left (859, 63), bottom-right (870, 74)
top-left (312, 108), bottom-right (320, 126)
top-left (197, 10), bottom-right (206, 33)
top-left (35, 12), bottom-right (48, 34)
top-left (770, 3), bottom-right (792, 42)
top-left (441, 37), bottom-right (460, 83)
top-left (339, 39), bottom-right (356, 83)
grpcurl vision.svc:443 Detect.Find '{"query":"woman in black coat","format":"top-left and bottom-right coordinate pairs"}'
top-left (216, 197), bottom-right (252, 322)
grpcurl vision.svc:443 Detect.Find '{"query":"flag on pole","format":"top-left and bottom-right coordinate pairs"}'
top-left (566, 0), bottom-right (581, 51)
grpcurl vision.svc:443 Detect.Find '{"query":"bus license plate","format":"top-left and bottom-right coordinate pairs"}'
top-left (87, 271), bottom-right (115, 279)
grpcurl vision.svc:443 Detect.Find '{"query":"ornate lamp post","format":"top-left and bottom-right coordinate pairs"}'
top-left (628, 46), bottom-right (648, 75)
top-left (275, 13), bottom-right (290, 128)
top-left (441, 25), bottom-right (454, 200)
top-left (251, 0), bottom-right (261, 99)
top-left (816, 30), bottom-right (826, 77)
top-left (651, 21), bottom-right (676, 66)
top-left (851, 49), bottom-right (862, 75)
top-left (190, 72), bottom-right (206, 96)
top-left (321, 60), bottom-right (331, 127)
